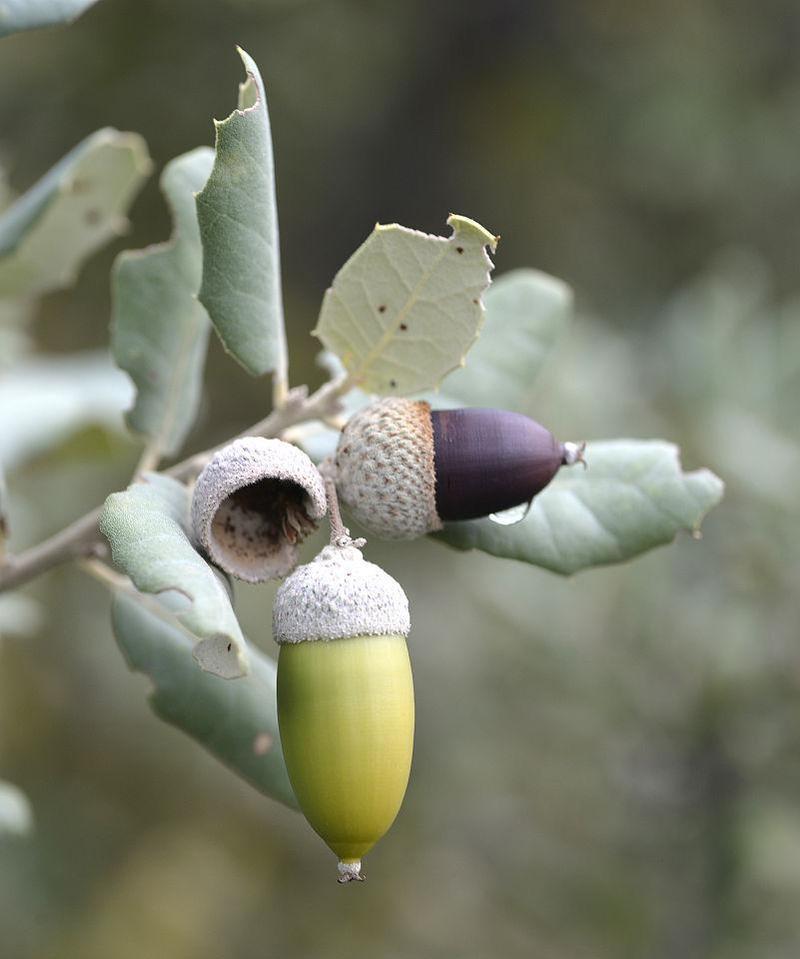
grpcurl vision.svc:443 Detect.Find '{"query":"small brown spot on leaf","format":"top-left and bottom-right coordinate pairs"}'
top-left (399, 323), bottom-right (408, 331)
top-left (227, 643), bottom-right (232, 651)
top-left (378, 304), bottom-right (386, 313)
top-left (253, 732), bottom-right (274, 755)
top-left (456, 246), bottom-right (464, 254)
top-left (389, 379), bottom-right (397, 388)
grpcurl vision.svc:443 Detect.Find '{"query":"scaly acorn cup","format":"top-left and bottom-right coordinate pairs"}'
top-left (191, 437), bottom-right (327, 582)
top-left (273, 542), bottom-right (414, 883)
top-left (333, 398), bottom-right (585, 539)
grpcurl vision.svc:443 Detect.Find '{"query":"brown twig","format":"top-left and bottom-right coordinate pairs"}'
top-left (0, 377), bottom-right (347, 594)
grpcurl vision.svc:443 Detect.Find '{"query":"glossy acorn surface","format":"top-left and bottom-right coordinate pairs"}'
top-left (277, 633), bottom-right (414, 866)
top-left (431, 407), bottom-right (566, 521)
top-left (334, 399), bottom-right (580, 539)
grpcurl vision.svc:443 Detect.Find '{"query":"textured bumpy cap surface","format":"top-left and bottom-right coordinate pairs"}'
top-left (191, 437), bottom-right (327, 583)
top-left (334, 398), bottom-right (441, 539)
top-left (273, 544), bottom-right (410, 644)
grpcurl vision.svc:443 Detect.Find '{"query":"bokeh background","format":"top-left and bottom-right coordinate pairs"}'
top-left (1, 1), bottom-right (799, 957)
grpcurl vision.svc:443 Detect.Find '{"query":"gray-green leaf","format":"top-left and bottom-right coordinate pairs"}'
top-left (0, 128), bottom-right (152, 297)
top-left (0, 350), bottom-right (131, 469)
top-left (0, 780), bottom-right (32, 836)
top-left (443, 268), bottom-right (573, 409)
top-left (112, 591), bottom-right (296, 809)
top-left (100, 473), bottom-right (248, 678)
top-left (196, 47), bottom-right (287, 381)
top-left (434, 440), bottom-right (724, 575)
top-left (111, 148), bottom-right (214, 459)
top-left (314, 214), bottom-right (497, 395)
top-left (0, 0), bottom-right (100, 38)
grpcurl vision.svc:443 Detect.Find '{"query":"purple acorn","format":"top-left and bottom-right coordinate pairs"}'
top-left (333, 398), bottom-right (584, 539)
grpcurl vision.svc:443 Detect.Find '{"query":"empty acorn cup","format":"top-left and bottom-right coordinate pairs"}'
top-left (191, 437), bottom-right (327, 582)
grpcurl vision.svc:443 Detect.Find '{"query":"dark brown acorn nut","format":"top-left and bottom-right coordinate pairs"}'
top-left (333, 398), bottom-right (584, 539)
top-left (191, 437), bottom-right (327, 582)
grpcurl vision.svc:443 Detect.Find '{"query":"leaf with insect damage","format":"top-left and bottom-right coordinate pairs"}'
top-left (196, 48), bottom-right (288, 383)
top-left (314, 214), bottom-right (497, 396)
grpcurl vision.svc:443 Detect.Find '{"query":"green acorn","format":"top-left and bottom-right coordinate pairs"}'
top-left (273, 542), bottom-right (413, 882)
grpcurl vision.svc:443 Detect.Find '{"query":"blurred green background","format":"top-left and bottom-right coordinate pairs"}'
top-left (1, 1), bottom-right (799, 957)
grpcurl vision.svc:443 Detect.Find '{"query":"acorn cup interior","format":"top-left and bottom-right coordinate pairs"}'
top-left (210, 478), bottom-right (317, 580)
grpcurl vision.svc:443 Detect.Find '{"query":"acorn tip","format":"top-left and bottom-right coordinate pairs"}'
top-left (562, 441), bottom-right (587, 469)
top-left (337, 859), bottom-right (365, 883)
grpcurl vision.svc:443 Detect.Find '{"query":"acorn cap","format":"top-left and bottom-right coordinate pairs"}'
top-left (191, 437), bottom-right (327, 583)
top-left (334, 398), bottom-right (441, 540)
top-left (272, 544), bottom-right (410, 644)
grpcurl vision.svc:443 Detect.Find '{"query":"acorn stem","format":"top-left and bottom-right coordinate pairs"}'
top-left (322, 472), bottom-right (363, 548)
top-left (323, 474), bottom-right (346, 543)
